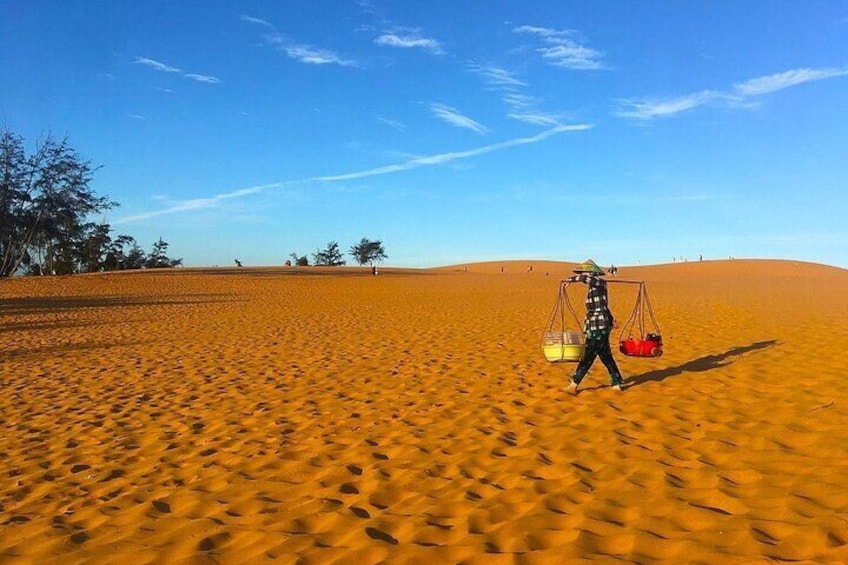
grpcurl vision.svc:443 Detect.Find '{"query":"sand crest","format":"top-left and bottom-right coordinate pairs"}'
top-left (1, 260), bottom-right (847, 563)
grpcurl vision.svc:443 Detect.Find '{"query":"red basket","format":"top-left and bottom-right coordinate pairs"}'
top-left (620, 335), bottom-right (663, 357)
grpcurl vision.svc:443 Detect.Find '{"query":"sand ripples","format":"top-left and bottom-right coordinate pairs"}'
top-left (1, 262), bottom-right (847, 563)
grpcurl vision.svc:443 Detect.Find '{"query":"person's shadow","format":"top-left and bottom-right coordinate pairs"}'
top-left (626, 339), bottom-right (779, 388)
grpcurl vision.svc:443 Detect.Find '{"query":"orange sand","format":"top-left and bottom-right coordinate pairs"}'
top-left (1, 260), bottom-right (847, 564)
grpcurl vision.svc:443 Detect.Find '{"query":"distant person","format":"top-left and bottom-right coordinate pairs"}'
top-left (371, 265), bottom-right (378, 276)
top-left (564, 259), bottom-right (624, 394)
top-left (234, 259), bottom-right (243, 267)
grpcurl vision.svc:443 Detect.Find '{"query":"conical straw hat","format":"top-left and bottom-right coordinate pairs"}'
top-left (573, 259), bottom-right (605, 275)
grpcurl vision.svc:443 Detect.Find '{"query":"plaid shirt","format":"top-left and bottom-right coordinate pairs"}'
top-left (566, 273), bottom-right (614, 332)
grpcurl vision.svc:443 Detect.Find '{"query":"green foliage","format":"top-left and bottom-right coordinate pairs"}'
top-left (312, 241), bottom-right (346, 266)
top-left (349, 238), bottom-right (387, 266)
top-left (1, 129), bottom-right (114, 276)
top-left (102, 234), bottom-right (137, 270)
top-left (124, 242), bottom-right (147, 270)
top-left (289, 252), bottom-right (309, 266)
top-left (145, 237), bottom-right (182, 269)
top-left (0, 128), bottom-right (181, 276)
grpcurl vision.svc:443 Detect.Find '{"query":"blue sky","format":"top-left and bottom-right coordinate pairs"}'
top-left (2, 1), bottom-right (847, 268)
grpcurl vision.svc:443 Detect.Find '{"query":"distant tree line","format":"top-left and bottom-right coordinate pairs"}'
top-left (0, 129), bottom-right (182, 277)
top-left (288, 238), bottom-right (387, 267)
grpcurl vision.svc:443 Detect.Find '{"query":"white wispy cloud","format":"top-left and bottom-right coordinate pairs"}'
top-left (617, 65), bottom-right (848, 120)
top-left (501, 93), bottom-right (537, 109)
top-left (135, 57), bottom-right (221, 84)
top-left (513, 25), bottom-right (606, 71)
top-left (114, 183), bottom-right (284, 224)
top-left (733, 67), bottom-right (848, 96)
top-left (468, 64), bottom-right (526, 86)
top-left (356, 0), bottom-right (379, 16)
top-left (377, 116), bottom-right (406, 130)
top-left (312, 124), bottom-right (592, 182)
top-left (507, 112), bottom-right (564, 126)
top-left (375, 33), bottom-right (444, 55)
top-left (615, 90), bottom-right (719, 120)
top-left (240, 15), bottom-right (274, 28)
top-left (119, 125), bottom-right (591, 223)
top-left (264, 34), bottom-right (357, 67)
top-left (467, 63), bottom-right (566, 130)
top-left (134, 57), bottom-right (182, 73)
top-left (184, 73), bottom-right (222, 84)
top-left (429, 103), bottom-right (489, 134)
top-left (241, 16), bottom-right (357, 67)
top-left (127, 114), bottom-right (147, 121)
top-left (287, 44), bottom-right (357, 66)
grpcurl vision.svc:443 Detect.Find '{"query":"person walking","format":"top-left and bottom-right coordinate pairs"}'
top-left (565, 259), bottom-right (624, 393)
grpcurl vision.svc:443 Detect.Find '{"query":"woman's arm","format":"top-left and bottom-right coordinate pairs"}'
top-left (565, 273), bottom-right (591, 284)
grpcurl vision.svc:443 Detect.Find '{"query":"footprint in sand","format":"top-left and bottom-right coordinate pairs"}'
top-left (350, 506), bottom-right (371, 518)
top-left (339, 483), bottom-right (359, 495)
top-left (365, 527), bottom-right (399, 545)
top-left (151, 500), bottom-right (171, 513)
top-left (99, 469), bottom-right (124, 482)
top-left (346, 464), bottom-right (363, 476)
top-left (198, 532), bottom-right (232, 552)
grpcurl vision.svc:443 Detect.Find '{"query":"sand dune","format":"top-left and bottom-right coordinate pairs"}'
top-left (1, 259), bottom-right (847, 564)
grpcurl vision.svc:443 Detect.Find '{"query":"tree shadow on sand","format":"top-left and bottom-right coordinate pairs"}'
top-left (0, 338), bottom-right (164, 363)
top-left (0, 294), bottom-right (240, 318)
top-left (626, 340), bottom-right (779, 389)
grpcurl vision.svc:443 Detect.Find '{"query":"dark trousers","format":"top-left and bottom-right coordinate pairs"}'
top-left (572, 329), bottom-right (622, 386)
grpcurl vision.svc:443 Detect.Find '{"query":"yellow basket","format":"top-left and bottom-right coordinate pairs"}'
top-left (542, 332), bottom-right (585, 363)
